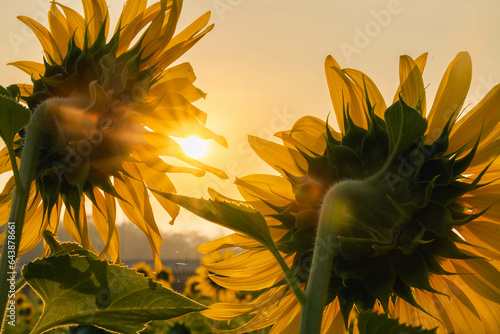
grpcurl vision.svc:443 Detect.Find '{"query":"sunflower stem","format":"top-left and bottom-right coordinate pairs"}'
top-left (269, 247), bottom-right (305, 305)
top-left (299, 186), bottom-right (341, 334)
top-left (0, 102), bottom-right (47, 330)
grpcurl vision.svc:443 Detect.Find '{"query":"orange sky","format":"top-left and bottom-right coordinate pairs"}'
top-left (1, 0), bottom-right (500, 238)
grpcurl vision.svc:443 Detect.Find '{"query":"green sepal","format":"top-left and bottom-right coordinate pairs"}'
top-left (349, 280), bottom-right (376, 312)
top-left (326, 144), bottom-right (364, 179)
top-left (341, 104), bottom-right (368, 155)
top-left (392, 277), bottom-right (434, 318)
top-left (392, 251), bottom-right (444, 295)
top-left (338, 236), bottom-right (375, 260)
top-left (397, 220), bottom-right (427, 254)
top-left (362, 259), bottom-right (395, 313)
top-left (338, 287), bottom-right (355, 329)
top-left (421, 253), bottom-right (457, 276)
top-left (334, 257), bottom-right (370, 281)
top-left (384, 98), bottom-right (427, 158)
top-left (422, 236), bottom-right (480, 260)
top-left (452, 133), bottom-right (481, 177)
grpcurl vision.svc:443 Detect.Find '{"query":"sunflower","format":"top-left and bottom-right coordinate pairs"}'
top-left (184, 251), bottom-right (240, 303)
top-left (197, 52), bottom-right (500, 333)
top-left (156, 265), bottom-right (175, 288)
top-left (14, 292), bottom-right (27, 307)
top-left (132, 261), bottom-right (153, 278)
top-left (0, 0), bottom-right (228, 271)
top-left (18, 302), bottom-right (36, 322)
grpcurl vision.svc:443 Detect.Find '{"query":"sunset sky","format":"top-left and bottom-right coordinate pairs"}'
top-left (1, 0), bottom-right (500, 239)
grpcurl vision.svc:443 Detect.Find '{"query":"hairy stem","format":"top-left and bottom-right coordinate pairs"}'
top-left (299, 186), bottom-right (343, 334)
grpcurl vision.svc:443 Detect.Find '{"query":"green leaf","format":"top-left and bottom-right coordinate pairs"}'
top-left (23, 253), bottom-right (206, 334)
top-left (155, 192), bottom-right (276, 250)
top-left (384, 98), bottom-right (427, 158)
top-left (0, 85), bottom-right (11, 98)
top-left (0, 94), bottom-right (31, 148)
top-left (356, 310), bottom-right (437, 334)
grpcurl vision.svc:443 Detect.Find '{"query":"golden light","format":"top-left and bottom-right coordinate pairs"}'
top-left (179, 136), bottom-right (209, 159)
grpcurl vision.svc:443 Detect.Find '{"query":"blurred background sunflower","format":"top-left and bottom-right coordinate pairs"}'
top-left (156, 265), bottom-right (175, 289)
top-left (184, 250), bottom-right (240, 303)
top-left (194, 52), bottom-right (500, 333)
top-left (132, 261), bottom-right (154, 279)
top-left (0, 0), bottom-right (227, 271)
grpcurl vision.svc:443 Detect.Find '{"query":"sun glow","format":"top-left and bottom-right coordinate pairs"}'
top-left (179, 136), bottom-right (209, 159)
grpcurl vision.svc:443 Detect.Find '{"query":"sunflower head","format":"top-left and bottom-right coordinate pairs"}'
top-left (132, 261), bottom-right (153, 278)
top-left (275, 95), bottom-right (489, 316)
top-left (18, 302), bottom-right (36, 321)
top-left (2, 0), bottom-right (226, 269)
top-left (156, 265), bottom-right (175, 288)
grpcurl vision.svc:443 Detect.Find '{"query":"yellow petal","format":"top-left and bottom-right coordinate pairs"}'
top-left (149, 78), bottom-right (206, 104)
top-left (209, 256), bottom-right (289, 290)
top-left (460, 220), bottom-right (500, 257)
top-left (154, 24), bottom-right (214, 72)
top-left (325, 55), bottom-right (365, 130)
top-left (55, 2), bottom-right (86, 48)
top-left (141, 0), bottom-right (173, 60)
top-left (343, 68), bottom-right (387, 118)
top-left (453, 260), bottom-right (500, 305)
top-left (92, 187), bottom-right (120, 262)
top-left (235, 174), bottom-right (294, 207)
top-left (204, 250), bottom-right (279, 276)
top-left (196, 228), bottom-right (287, 254)
top-left (145, 108), bottom-right (227, 148)
top-left (248, 135), bottom-right (305, 176)
top-left (275, 115), bottom-right (337, 155)
top-left (458, 184), bottom-right (500, 222)
top-left (163, 62), bottom-right (197, 83)
top-left (116, 0), bottom-right (147, 34)
top-left (392, 53), bottom-right (428, 108)
top-left (142, 133), bottom-right (228, 179)
top-left (114, 162), bottom-right (163, 272)
top-left (17, 16), bottom-right (61, 63)
top-left (145, 92), bottom-right (207, 124)
top-left (8, 61), bottom-right (45, 79)
top-left (395, 55), bottom-right (426, 114)
top-left (0, 146), bottom-right (12, 174)
top-left (131, 144), bottom-right (205, 177)
top-left (448, 84), bottom-right (500, 154)
top-left (166, 11), bottom-right (211, 49)
top-left (426, 52), bottom-right (472, 143)
top-left (117, 2), bottom-right (162, 54)
top-left (82, 0), bottom-right (109, 45)
top-left (48, 2), bottom-right (71, 56)
top-left (16, 83), bottom-right (34, 97)
top-left (136, 163), bottom-right (180, 224)
top-left (63, 199), bottom-right (93, 251)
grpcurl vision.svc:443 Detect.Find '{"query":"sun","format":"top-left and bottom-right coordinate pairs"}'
top-left (179, 136), bottom-right (209, 159)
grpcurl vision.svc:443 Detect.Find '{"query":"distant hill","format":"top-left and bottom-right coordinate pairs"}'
top-left (18, 220), bottom-right (214, 266)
